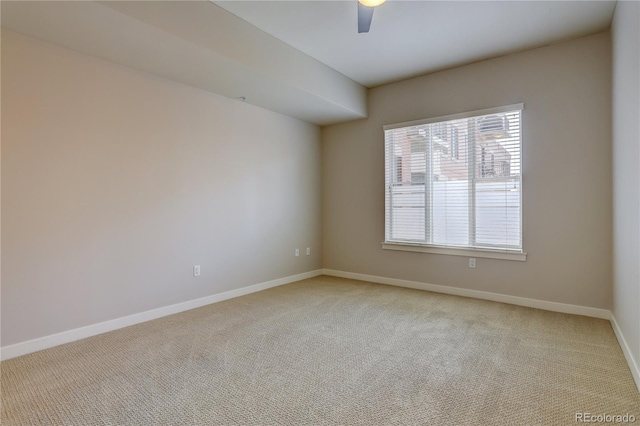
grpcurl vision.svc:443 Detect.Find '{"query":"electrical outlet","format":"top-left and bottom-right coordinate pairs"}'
top-left (295, 249), bottom-right (299, 257)
top-left (469, 258), bottom-right (476, 268)
top-left (193, 265), bottom-right (201, 276)
top-left (306, 247), bottom-right (311, 256)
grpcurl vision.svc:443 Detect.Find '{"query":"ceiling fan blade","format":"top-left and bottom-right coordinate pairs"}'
top-left (357, 2), bottom-right (375, 33)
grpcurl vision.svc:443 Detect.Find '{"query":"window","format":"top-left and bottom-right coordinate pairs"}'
top-left (450, 127), bottom-right (460, 160)
top-left (383, 104), bottom-right (524, 260)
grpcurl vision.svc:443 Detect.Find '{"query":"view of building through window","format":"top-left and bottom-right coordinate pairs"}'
top-left (385, 107), bottom-right (522, 251)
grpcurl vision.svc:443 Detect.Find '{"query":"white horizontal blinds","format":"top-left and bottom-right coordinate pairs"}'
top-left (385, 126), bottom-right (428, 242)
top-left (384, 106), bottom-right (522, 252)
top-left (474, 110), bottom-right (522, 249)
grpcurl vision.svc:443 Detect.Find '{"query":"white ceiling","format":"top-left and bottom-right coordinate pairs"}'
top-left (2, 1), bottom-right (616, 125)
top-left (216, 1), bottom-right (616, 88)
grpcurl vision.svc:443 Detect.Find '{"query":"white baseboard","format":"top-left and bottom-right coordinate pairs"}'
top-left (610, 313), bottom-right (640, 393)
top-left (4, 268), bottom-right (638, 395)
top-left (0, 269), bottom-right (323, 361)
top-left (322, 269), bottom-right (611, 320)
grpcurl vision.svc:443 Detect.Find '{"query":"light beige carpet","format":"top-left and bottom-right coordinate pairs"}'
top-left (2, 276), bottom-right (639, 425)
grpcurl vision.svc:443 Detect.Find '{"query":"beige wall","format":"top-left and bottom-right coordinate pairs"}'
top-left (323, 32), bottom-right (612, 309)
top-left (0, 25), bottom-right (622, 352)
top-left (612, 1), bottom-right (640, 375)
top-left (1, 30), bottom-right (322, 347)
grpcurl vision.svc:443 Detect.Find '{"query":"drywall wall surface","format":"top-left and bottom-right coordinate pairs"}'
top-left (323, 32), bottom-right (612, 309)
top-left (1, 30), bottom-right (322, 346)
top-left (612, 0), bottom-right (640, 375)
top-left (1, 1), bottom-right (367, 125)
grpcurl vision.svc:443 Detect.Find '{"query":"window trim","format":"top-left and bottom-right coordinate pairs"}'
top-left (383, 103), bottom-right (525, 259)
top-left (383, 103), bottom-right (524, 131)
top-left (381, 242), bottom-right (527, 261)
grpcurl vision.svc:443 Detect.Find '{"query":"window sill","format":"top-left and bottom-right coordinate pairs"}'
top-left (381, 242), bottom-right (527, 261)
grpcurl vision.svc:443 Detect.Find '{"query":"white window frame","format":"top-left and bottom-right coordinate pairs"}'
top-left (382, 104), bottom-right (526, 261)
